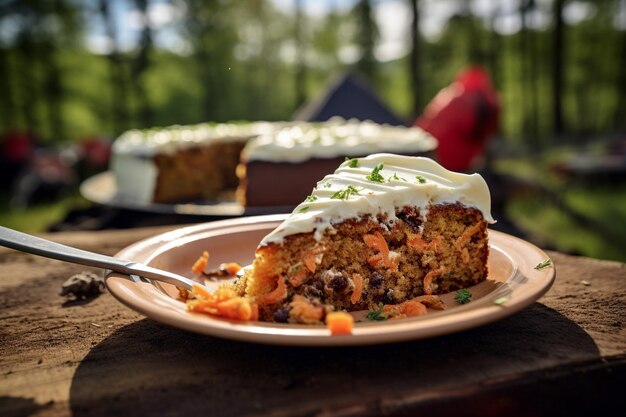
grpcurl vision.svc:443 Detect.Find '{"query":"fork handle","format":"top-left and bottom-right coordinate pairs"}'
top-left (0, 226), bottom-right (197, 290)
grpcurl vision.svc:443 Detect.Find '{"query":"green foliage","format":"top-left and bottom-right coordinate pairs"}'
top-left (0, 1), bottom-right (623, 145)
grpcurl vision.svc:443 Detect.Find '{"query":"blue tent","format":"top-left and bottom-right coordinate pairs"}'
top-left (293, 72), bottom-right (406, 126)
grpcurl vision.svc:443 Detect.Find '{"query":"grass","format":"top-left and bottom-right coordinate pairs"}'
top-left (0, 193), bottom-right (88, 233)
top-left (494, 146), bottom-right (626, 263)
top-left (507, 184), bottom-right (626, 262)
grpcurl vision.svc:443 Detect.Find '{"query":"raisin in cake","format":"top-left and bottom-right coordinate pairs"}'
top-left (235, 154), bottom-right (495, 323)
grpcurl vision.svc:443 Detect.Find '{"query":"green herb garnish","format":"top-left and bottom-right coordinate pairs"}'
top-left (324, 182), bottom-right (332, 188)
top-left (346, 157), bottom-right (359, 168)
top-left (366, 163), bottom-right (385, 183)
top-left (388, 172), bottom-right (407, 182)
top-left (330, 185), bottom-right (361, 200)
top-left (305, 195), bottom-right (318, 202)
top-left (298, 206), bottom-right (310, 213)
top-left (366, 303), bottom-right (388, 321)
top-left (454, 289), bottom-right (472, 304)
top-left (416, 175), bottom-right (426, 184)
top-left (534, 259), bottom-right (552, 270)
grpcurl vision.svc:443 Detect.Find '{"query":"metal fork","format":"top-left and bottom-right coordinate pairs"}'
top-left (0, 225), bottom-right (200, 290)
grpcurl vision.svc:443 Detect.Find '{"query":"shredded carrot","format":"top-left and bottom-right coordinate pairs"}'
top-left (423, 267), bottom-right (446, 295)
top-left (215, 297), bottom-right (254, 321)
top-left (191, 251), bottom-right (209, 275)
top-left (397, 300), bottom-right (428, 317)
top-left (188, 300), bottom-right (218, 316)
top-left (302, 251), bottom-right (317, 273)
top-left (192, 283), bottom-right (212, 299)
top-left (413, 295), bottom-right (446, 310)
top-left (220, 262), bottom-right (242, 276)
top-left (407, 234), bottom-right (428, 251)
top-left (383, 299), bottom-right (428, 319)
top-left (288, 267), bottom-right (309, 287)
top-left (289, 295), bottom-right (324, 324)
top-left (454, 224), bottom-right (483, 263)
top-left (256, 276), bottom-right (288, 305)
top-left (363, 232), bottom-right (397, 271)
top-left (350, 273), bottom-right (364, 304)
top-left (302, 245), bottom-right (325, 273)
top-left (186, 284), bottom-right (259, 321)
top-left (326, 311), bottom-right (354, 335)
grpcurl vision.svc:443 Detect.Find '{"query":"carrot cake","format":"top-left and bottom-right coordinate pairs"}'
top-left (235, 154), bottom-right (495, 323)
top-left (236, 119), bottom-right (437, 207)
top-left (110, 119), bottom-right (437, 207)
top-left (110, 122), bottom-right (281, 204)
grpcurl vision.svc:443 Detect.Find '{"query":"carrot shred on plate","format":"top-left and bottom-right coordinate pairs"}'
top-left (220, 262), bottom-right (242, 276)
top-left (192, 251), bottom-right (210, 275)
top-left (326, 311), bottom-right (354, 335)
top-left (383, 299), bottom-right (428, 319)
top-left (187, 284), bottom-right (258, 322)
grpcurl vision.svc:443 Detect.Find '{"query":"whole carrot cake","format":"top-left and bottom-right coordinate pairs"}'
top-left (235, 154), bottom-right (495, 324)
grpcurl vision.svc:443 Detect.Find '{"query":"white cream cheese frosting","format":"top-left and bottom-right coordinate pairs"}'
top-left (241, 118), bottom-right (437, 163)
top-left (112, 122), bottom-right (282, 157)
top-left (261, 154), bottom-right (495, 245)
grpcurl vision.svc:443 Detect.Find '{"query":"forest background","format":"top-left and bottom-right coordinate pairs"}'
top-left (1, 0), bottom-right (625, 262)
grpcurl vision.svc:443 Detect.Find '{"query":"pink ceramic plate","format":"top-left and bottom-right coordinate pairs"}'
top-left (105, 215), bottom-right (555, 346)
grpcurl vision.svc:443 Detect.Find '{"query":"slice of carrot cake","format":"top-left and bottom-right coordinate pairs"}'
top-left (235, 153), bottom-right (495, 323)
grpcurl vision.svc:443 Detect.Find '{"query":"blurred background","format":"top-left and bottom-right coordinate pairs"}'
top-left (0, 0), bottom-right (625, 262)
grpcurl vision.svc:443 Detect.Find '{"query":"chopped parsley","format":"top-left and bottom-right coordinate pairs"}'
top-left (330, 185), bottom-right (361, 200)
top-left (305, 195), bottom-right (318, 202)
top-left (366, 163), bottom-right (385, 183)
top-left (415, 175), bottom-right (427, 184)
top-left (454, 289), bottom-right (472, 304)
top-left (346, 157), bottom-right (359, 168)
top-left (534, 259), bottom-right (552, 270)
top-left (324, 182), bottom-right (332, 188)
top-left (366, 303), bottom-right (388, 321)
top-left (298, 206), bottom-right (310, 213)
top-left (387, 172), bottom-right (407, 182)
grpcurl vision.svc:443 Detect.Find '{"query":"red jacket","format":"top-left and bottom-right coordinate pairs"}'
top-left (415, 67), bottom-right (500, 172)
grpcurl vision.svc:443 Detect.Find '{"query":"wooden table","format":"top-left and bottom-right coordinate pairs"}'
top-left (1, 226), bottom-right (625, 417)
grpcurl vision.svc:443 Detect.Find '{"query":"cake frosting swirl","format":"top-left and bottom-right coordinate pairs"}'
top-left (261, 154), bottom-right (495, 244)
top-left (113, 121), bottom-right (282, 157)
top-left (241, 119), bottom-right (437, 163)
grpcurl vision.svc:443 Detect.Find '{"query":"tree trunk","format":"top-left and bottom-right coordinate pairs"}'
top-left (99, 0), bottom-right (129, 134)
top-left (409, 0), bottom-right (421, 119)
top-left (355, 0), bottom-right (377, 85)
top-left (294, 0), bottom-right (307, 109)
top-left (552, 0), bottom-right (565, 136)
top-left (132, 0), bottom-right (154, 128)
top-left (43, 44), bottom-right (64, 141)
top-left (0, 44), bottom-right (16, 130)
top-left (614, 0), bottom-right (626, 131)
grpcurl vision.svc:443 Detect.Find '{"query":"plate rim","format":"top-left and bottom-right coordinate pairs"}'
top-left (105, 214), bottom-right (556, 346)
top-left (80, 171), bottom-right (295, 216)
